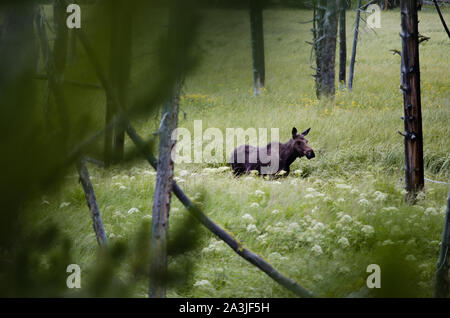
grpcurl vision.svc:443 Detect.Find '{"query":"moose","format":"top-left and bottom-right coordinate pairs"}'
top-left (230, 127), bottom-right (315, 176)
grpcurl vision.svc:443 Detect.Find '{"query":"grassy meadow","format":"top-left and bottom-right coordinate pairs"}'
top-left (32, 7), bottom-right (449, 297)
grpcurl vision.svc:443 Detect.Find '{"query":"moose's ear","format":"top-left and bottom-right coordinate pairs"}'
top-left (301, 128), bottom-right (311, 136)
top-left (292, 127), bottom-right (298, 138)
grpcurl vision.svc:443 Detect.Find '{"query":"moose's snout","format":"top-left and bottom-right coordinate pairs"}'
top-left (306, 150), bottom-right (315, 160)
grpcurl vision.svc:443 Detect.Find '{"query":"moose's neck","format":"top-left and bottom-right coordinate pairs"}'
top-left (281, 140), bottom-right (298, 169)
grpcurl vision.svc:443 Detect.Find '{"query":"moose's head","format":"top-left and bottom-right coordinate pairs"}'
top-left (292, 127), bottom-right (315, 160)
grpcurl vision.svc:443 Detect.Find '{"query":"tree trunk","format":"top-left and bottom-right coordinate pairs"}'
top-left (434, 193), bottom-right (450, 298)
top-left (348, 0), bottom-right (361, 91)
top-left (104, 0), bottom-right (132, 166)
top-left (338, 0), bottom-right (347, 87)
top-left (149, 80), bottom-right (181, 298)
top-left (112, 0), bottom-right (132, 163)
top-left (314, 0), bottom-right (326, 98)
top-left (320, 0), bottom-right (338, 97)
top-left (149, 0), bottom-right (183, 296)
top-left (76, 160), bottom-right (109, 247)
top-left (399, 0), bottom-right (424, 202)
top-left (249, 0), bottom-right (265, 96)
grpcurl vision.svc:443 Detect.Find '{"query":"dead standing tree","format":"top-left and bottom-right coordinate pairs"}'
top-left (338, 0), bottom-right (347, 87)
top-left (399, 0), bottom-right (424, 201)
top-left (249, 0), bottom-right (265, 96)
top-left (149, 1), bottom-right (184, 298)
top-left (321, 0), bottom-right (338, 97)
top-left (313, 0), bottom-right (338, 98)
top-left (105, 0), bottom-right (132, 166)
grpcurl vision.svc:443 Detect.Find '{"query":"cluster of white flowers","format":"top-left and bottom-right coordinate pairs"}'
top-left (311, 244), bottom-right (323, 255)
top-left (335, 183), bottom-right (352, 190)
top-left (193, 280), bottom-right (213, 289)
top-left (246, 224), bottom-right (260, 233)
top-left (337, 237), bottom-right (350, 248)
top-left (242, 213), bottom-right (255, 223)
top-left (358, 198), bottom-right (370, 206)
top-left (250, 202), bottom-right (260, 208)
top-left (304, 187), bottom-right (325, 199)
top-left (382, 206), bottom-right (398, 212)
top-left (254, 189), bottom-right (265, 197)
top-left (202, 238), bottom-right (226, 254)
top-left (127, 207), bottom-right (140, 215)
top-left (173, 176), bottom-right (185, 183)
top-left (361, 225), bottom-right (375, 235)
top-left (59, 202), bottom-right (70, 208)
top-left (373, 191), bottom-right (387, 202)
top-left (424, 207), bottom-right (439, 216)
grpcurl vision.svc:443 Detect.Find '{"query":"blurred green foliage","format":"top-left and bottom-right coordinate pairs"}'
top-left (0, 0), bottom-right (201, 297)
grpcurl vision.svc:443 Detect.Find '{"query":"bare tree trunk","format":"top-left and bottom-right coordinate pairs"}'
top-left (149, 0), bottom-right (184, 296)
top-left (434, 193), bottom-right (450, 298)
top-left (399, 0), bottom-right (424, 202)
top-left (104, 0), bottom-right (132, 166)
top-left (76, 159), bottom-right (108, 247)
top-left (112, 0), bottom-right (132, 163)
top-left (348, 0), bottom-right (361, 91)
top-left (314, 0), bottom-right (326, 98)
top-left (149, 80), bottom-right (181, 298)
top-left (249, 0), bottom-right (265, 96)
top-left (338, 0), bottom-right (347, 87)
top-left (320, 0), bottom-right (338, 97)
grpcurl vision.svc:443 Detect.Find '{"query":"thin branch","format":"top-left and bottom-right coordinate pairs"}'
top-left (76, 158), bottom-right (109, 247)
top-left (433, 0), bottom-right (450, 38)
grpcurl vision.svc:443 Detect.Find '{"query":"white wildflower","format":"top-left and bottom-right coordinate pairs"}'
top-left (382, 207), bottom-right (398, 212)
top-left (312, 222), bottom-right (325, 232)
top-left (361, 225), bottom-right (375, 235)
top-left (424, 207), bottom-right (438, 216)
top-left (246, 224), bottom-right (259, 233)
top-left (340, 214), bottom-right (352, 223)
top-left (336, 183), bottom-right (352, 190)
top-left (271, 209), bottom-right (280, 215)
top-left (250, 202), bottom-right (260, 208)
top-left (193, 280), bottom-right (213, 288)
top-left (293, 169), bottom-right (303, 176)
top-left (381, 240), bottom-right (394, 246)
top-left (127, 207), bottom-right (140, 215)
top-left (59, 202), bottom-right (70, 208)
top-left (242, 213), bottom-right (255, 223)
top-left (337, 237), bottom-right (350, 248)
top-left (337, 197), bottom-right (345, 203)
top-left (179, 170), bottom-right (190, 177)
top-left (311, 244), bottom-right (323, 255)
top-left (373, 191), bottom-right (387, 202)
top-left (217, 166), bottom-right (231, 173)
top-left (254, 190), bottom-right (265, 197)
top-left (358, 198), bottom-right (370, 206)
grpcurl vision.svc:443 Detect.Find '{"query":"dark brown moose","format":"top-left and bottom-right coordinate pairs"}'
top-left (230, 127), bottom-right (315, 176)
